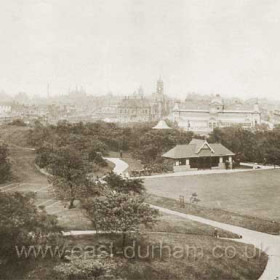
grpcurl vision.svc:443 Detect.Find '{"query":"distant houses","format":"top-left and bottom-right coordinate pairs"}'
top-left (0, 104), bottom-right (11, 115)
top-left (162, 139), bottom-right (235, 172)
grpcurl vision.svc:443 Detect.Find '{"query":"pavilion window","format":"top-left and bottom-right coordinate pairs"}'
top-left (223, 156), bottom-right (229, 163)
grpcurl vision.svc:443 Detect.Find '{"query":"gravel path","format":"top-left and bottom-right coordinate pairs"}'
top-left (104, 157), bottom-right (128, 175)
top-left (151, 205), bottom-right (280, 280)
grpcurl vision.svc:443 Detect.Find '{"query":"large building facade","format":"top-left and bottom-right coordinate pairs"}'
top-left (170, 95), bottom-right (261, 133)
top-left (118, 94), bottom-right (152, 122)
top-left (117, 78), bottom-right (171, 123)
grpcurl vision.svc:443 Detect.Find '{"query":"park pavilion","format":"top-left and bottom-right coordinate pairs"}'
top-left (162, 139), bottom-right (235, 172)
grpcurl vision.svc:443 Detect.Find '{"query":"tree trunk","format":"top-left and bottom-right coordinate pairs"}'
top-left (69, 197), bottom-right (75, 209)
top-left (122, 231), bottom-right (126, 251)
top-left (69, 184), bottom-right (75, 209)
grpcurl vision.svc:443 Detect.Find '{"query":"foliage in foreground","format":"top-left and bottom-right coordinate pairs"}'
top-left (0, 192), bottom-right (61, 264)
top-left (53, 257), bottom-right (124, 280)
top-left (83, 192), bottom-right (159, 248)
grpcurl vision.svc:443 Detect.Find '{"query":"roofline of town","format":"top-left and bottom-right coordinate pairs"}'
top-left (173, 109), bottom-right (260, 114)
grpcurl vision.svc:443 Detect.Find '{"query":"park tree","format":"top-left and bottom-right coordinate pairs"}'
top-left (0, 192), bottom-right (61, 264)
top-left (48, 147), bottom-right (98, 208)
top-left (35, 145), bottom-right (56, 168)
top-left (131, 129), bottom-right (193, 164)
top-left (0, 143), bottom-right (11, 183)
top-left (208, 127), bottom-right (261, 162)
top-left (50, 176), bottom-right (100, 209)
top-left (83, 192), bottom-right (159, 249)
top-left (28, 121), bottom-right (53, 147)
top-left (265, 147), bottom-right (280, 168)
top-left (8, 119), bottom-right (26, 126)
top-left (104, 172), bottom-right (145, 195)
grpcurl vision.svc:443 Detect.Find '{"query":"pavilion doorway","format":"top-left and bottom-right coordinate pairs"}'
top-left (198, 157), bottom-right (212, 170)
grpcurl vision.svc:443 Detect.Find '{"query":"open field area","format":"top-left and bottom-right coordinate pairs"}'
top-left (0, 125), bottom-right (32, 148)
top-left (144, 170), bottom-right (280, 223)
top-left (149, 213), bottom-right (238, 238)
top-left (147, 194), bottom-right (280, 235)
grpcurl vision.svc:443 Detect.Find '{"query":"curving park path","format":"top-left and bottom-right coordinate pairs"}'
top-left (104, 157), bottom-right (128, 175)
top-left (151, 205), bottom-right (280, 280)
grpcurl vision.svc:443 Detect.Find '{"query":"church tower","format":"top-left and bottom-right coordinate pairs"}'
top-left (156, 77), bottom-right (164, 95)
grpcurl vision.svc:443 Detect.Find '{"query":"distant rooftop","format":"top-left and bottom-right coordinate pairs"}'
top-left (153, 120), bottom-right (172, 130)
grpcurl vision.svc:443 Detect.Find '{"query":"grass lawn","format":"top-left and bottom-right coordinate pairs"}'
top-left (148, 213), bottom-right (238, 239)
top-left (3, 232), bottom-right (267, 280)
top-left (144, 170), bottom-right (280, 223)
top-left (0, 125), bottom-right (32, 148)
top-left (147, 194), bottom-right (280, 234)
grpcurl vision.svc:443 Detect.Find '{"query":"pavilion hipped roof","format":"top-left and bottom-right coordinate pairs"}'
top-left (162, 139), bottom-right (234, 159)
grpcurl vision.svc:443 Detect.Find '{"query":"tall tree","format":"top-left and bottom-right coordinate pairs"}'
top-left (49, 147), bottom-right (97, 208)
top-left (208, 127), bottom-right (260, 162)
top-left (83, 193), bottom-right (159, 249)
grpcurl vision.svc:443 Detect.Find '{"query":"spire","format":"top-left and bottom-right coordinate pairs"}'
top-left (254, 98), bottom-right (260, 112)
top-left (156, 77), bottom-right (164, 95)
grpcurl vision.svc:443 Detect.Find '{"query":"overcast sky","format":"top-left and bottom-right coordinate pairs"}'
top-left (1, 0), bottom-right (280, 99)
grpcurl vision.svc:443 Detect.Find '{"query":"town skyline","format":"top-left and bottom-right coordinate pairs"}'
top-left (0, 80), bottom-right (276, 103)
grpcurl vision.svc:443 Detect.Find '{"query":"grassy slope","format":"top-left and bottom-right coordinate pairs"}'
top-left (7, 233), bottom-right (267, 280)
top-left (0, 126), bottom-right (48, 184)
top-left (144, 170), bottom-right (280, 222)
top-left (119, 233), bottom-right (267, 280)
top-left (0, 125), bottom-right (32, 147)
top-left (147, 194), bottom-right (280, 234)
top-left (148, 213), bottom-right (238, 239)
top-left (0, 125), bottom-right (92, 229)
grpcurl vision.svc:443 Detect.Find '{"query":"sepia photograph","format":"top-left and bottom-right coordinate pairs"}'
top-left (1, 0), bottom-right (280, 279)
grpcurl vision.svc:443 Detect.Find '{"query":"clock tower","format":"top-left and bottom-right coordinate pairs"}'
top-left (156, 77), bottom-right (164, 95)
